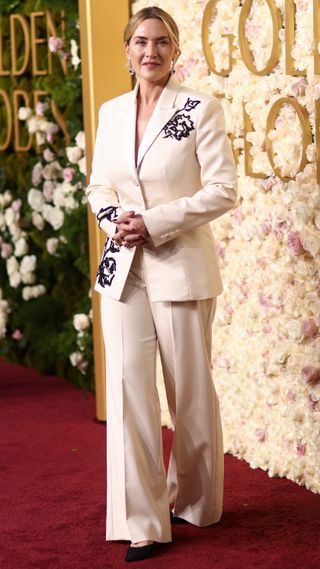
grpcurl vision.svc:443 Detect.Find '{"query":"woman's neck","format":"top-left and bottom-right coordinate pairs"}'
top-left (137, 74), bottom-right (170, 107)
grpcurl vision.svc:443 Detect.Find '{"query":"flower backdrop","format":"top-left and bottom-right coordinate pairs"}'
top-left (0, 0), bottom-right (93, 389)
top-left (133, 0), bottom-right (320, 493)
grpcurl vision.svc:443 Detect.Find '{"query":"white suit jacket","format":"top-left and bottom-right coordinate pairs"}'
top-left (86, 76), bottom-right (237, 302)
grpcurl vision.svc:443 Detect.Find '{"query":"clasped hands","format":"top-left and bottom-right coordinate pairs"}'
top-left (113, 211), bottom-right (150, 248)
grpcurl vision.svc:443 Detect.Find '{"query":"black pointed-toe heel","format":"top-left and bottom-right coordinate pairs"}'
top-left (125, 543), bottom-right (155, 562)
top-left (170, 511), bottom-right (189, 524)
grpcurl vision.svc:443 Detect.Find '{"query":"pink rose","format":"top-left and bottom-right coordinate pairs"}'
top-left (256, 257), bottom-right (268, 268)
top-left (287, 231), bottom-right (305, 256)
top-left (63, 167), bottom-right (75, 182)
top-left (308, 395), bottom-right (317, 411)
top-left (32, 162), bottom-right (43, 186)
top-left (301, 366), bottom-right (320, 386)
top-left (1, 242), bottom-right (13, 259)
top-left (240, 280), bottom-right (249, 298)
top-left (11, 199), bottom-right (22, 212)
top-left (234, 207), bottom-right (244, 224)
top-left (260, 176), bottom-right (277, 191)
top-left (287, 389), bottom-right (297, 403)
top-left (48, 36), bottom-right (64, 53)
top-left (296, 440), bottom-right (306, 457)
top-left (255, 428), bottom-right (268, 442)
top-left (35, 102), bottom-right (46, 116)
top-left (224, 303), bottom-right (233, 315)
top-left (43, 148), bottom-right (54, 162)
top-left (300, 318), bottom-right (319, 338)
top-left (12, 329), bottom-right (23, 340)
top-left (43, 181), bottom-right (54, 202)
top-left (259, 293), bottom-right (273, 307)
top-left (292, 78), bottom-right (307, 97)
top-left (262, 319), bottom-right (272, 333)
top-left (261, 221), bottom-right (272, 235)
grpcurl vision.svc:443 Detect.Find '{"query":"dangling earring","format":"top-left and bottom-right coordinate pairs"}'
top-left (171, 60), bottom-right (176, 75)
top-left (129, 61), bottom-right (135, 76)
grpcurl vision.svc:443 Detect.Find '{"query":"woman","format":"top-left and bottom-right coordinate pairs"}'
top-left (86, 6), bottom-right (237, 562)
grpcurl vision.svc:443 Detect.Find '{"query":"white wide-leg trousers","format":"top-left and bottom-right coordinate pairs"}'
top-left (100, 251), bottom-right (224, 543)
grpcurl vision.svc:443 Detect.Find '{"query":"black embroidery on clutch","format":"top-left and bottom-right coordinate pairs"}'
top-left (163, 98), bottom-right (201, 141)
top-left (97, 206), bottom-right (118, 229)
top-left (96, 237), bottom-right (120, 288)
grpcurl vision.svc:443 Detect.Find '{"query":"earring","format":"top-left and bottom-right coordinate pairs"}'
top-left (129, 61), bottom-right (134, 76)
top-left (171, 61), bottom-right (176, 74)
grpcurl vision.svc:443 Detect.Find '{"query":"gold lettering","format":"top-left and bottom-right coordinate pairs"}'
top-left (285, 0), bottom-right (306, 76)
top-left (315, 99), bottom-right (320, 183)
top-left (0, 89), bottom-right (12, 150)
top-left (314, 0), bottom-right (320, 74)
top-left (238, 0), bottom-right (282, 76)
top-left (243, 103), bottom-right (267, 178)
top-left (265, 97), bottom-right (312, 181)
top-left (0, 16), bottom-right (10, 76)
top-left (202, 0), bottom-right (234, 76)
top-left (13, 90), bottom-right (32, 152)
top-left (51, 100), bottom-right (71, 145)
top-left (10, 14), bottom-right (30, 76)
top-left (30, 12), bottom-right (48, 76)
top-left (47, 11), bottom-right (67, 76)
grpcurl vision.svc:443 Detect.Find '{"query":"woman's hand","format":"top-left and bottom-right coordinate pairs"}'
top-left (113, 211), bottom-right (150, 248)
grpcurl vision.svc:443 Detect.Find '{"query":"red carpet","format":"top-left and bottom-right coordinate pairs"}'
top-left (1, 360), bottom-right (320, 569)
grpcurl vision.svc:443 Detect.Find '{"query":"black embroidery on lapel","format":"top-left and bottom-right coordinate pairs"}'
top-left (96, 237), bottom-right (120, 288)
top-left (97, 206), bottom-right (118, 229)
top-left (163, 98), bottom-right (201, 141)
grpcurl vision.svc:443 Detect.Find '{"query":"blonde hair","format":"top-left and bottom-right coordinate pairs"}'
top-left (124, 6), bottom-right (181, 62)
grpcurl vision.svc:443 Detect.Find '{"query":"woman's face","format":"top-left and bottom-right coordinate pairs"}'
top-left (126, 18), bottom-right (177, 85)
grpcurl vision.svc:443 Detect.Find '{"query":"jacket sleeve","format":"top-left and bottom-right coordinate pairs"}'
top-left (85, 104), bottom-right (123, 237)
top-left (142, 97), bottom-right (237, 247)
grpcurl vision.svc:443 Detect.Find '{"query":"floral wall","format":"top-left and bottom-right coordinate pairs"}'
top-left (0, 0), bottom-right (93, 388)
top-left (133, 0), bottom-right (320, 492)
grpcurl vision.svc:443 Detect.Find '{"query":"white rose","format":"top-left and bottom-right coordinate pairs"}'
top-left (20, 255), bottom-right (37, 274)
top-left (73, 313), bottom-right (90, 332)
top-left (4, 190), bottom-right (12, 204)
top-left (75, 130), bottom-right (85, 150)
top-left (42, 205), bottom-right (64, 230)
top-left (28, 188), bottom-right (44, 213)
top-left (22, 284), bottom-right (45, 301)
top-left (70, 351), bottom-right (84, 367)
top-left (34, 284), bottom-right (45, 297)
top-left (314, 213), bottom-right (320, 230)
top-left (27, 116), bottom-right (40, 134)
top-left (64, 196), bottom-right (77, 211)
top-left (43, 181), bottom-right (54, 202)
top-left (18, 107), bottom-right (32, 120)
top-left (21, 272), bottom-right (36, 285)
top-left (4, 207), bottom-right (16, 226)
top-left (6, 256), bottom-right (19, 276)
top-left (22, 286), bottom-right (32, 300)
top-left (32, 212), bottom-right (45, 230)
top-left (14, 237), bottom-right (29, 257)
top-left (66, 146), bottom-right (82, 163)
top-left (43, 161), bottom-right (62, 180)
top-left (70, 39), bottom-right (81, 70)
top-left (78, 156), bottom-right (87, 175)
top-left (283, 319), bottom-right (303, 342)
top-left (46, 237), bottom-right (59, 255)
top-left (9, 271), bottom-right (22, 288)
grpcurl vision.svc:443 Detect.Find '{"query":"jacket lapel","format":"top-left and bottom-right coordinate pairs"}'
top-left (137, 76), bottom-right (182, 169)
top-left (122, 82), bottom-right (139, 181)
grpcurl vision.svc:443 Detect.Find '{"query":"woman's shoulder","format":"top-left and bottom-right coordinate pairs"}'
top-left (173, 79), bottom-right (221, 112)
top-left (99, 89), bottom-right (134, 115)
